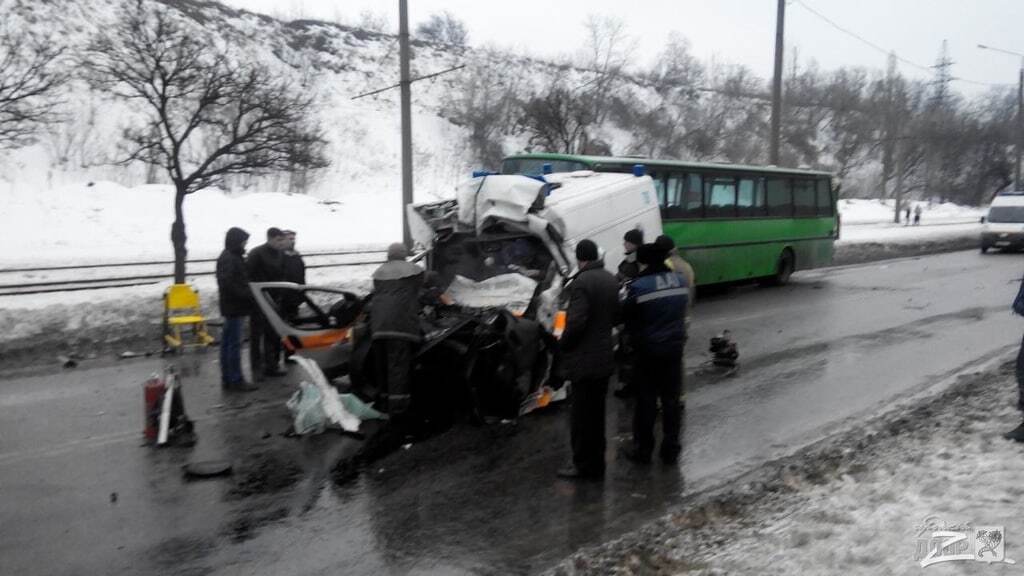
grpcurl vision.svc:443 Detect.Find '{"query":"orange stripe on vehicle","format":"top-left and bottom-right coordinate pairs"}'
top-left (297, 329), bottom-right (350, 350)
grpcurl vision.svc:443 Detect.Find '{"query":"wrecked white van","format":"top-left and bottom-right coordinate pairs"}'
top-left (252, 170), bottom-right (661, 421)
top-left (409, 170), bottom-right (662, 331)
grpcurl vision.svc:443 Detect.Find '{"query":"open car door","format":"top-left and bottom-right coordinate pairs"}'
top-left (249, 282), bottom-right (362, 375)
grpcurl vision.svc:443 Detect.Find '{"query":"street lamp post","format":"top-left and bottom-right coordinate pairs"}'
top-left (978, 44), bottom-right (1024, 191)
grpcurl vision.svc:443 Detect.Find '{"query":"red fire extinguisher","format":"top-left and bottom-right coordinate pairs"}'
top-left (144, 373), bottom-right (166, 442)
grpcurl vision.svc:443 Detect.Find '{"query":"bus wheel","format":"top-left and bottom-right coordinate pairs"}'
top-left (770, 249), bottom-right (795, 286)
top-left (980, 245), bottom-right (989, 254)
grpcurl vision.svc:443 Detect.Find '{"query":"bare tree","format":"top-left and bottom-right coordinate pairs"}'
top-left (0, 22), bottom-right (68, 150)
top-left (442, 52), bottom-right (523, 168)
top-left (520, 81), bottom-right (602, 155)
top-left (415, 11), bottom-right (469, 46)
top-left (356, 10), bottom-right (391, 34)
top-left (82, 2), bottom-right (328, 283)
top-left (579, 15), bottom-right (635, 125)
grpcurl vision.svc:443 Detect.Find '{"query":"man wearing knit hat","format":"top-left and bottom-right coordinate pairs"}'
top-left (617, 228), bottom-right (644, 284)
top-left (556, 239), bottom-right (620, 480)
top-left (620, 242), bottom-right (689, 465)
top-left (370, 242), bottom-right (424, 416)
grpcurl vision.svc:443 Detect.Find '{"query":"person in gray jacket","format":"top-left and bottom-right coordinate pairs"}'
top-left (370, 243), bottom-right (424, 415)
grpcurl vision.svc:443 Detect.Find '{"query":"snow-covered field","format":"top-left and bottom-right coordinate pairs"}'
top-left (838, 198), bottom-right (984, 226)
top-left (3, 180), bottom-right (406, 268)
top-left (551, 359), bottom-right (1024, 576)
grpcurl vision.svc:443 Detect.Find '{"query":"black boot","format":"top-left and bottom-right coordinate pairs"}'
top-left (1004, 421), bottom-right (1024, 442)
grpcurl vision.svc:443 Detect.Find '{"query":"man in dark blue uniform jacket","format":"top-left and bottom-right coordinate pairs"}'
top-left (621, 243), bottom-right (690, 464)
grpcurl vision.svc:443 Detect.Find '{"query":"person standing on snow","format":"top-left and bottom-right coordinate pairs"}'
top-left (370, 243), bottom-right (424, 417)
top-left (1006, 275), bottom-right (1024, 442)
top-left (246, 227), bottom-right (288, 378)
top-left (913, 204), bottom-right (923, 226)
top-left (215, 227), bottom-right (257, 392)
top-left (620, 243), bottom-right (689, 465)
top-left (556, 239), bottom-right (621, 480)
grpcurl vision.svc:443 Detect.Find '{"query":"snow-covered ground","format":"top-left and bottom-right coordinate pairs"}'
top-left (838, 198), bottom-right (985, 226)
top-left (551, 359), bottom-right (1024, 576)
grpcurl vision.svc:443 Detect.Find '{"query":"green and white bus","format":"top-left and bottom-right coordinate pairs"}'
top-left (501, 153), bottom-right (839, 286)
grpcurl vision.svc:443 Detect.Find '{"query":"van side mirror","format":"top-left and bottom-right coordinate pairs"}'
top-left (980, 216), bottom-right (986, 224)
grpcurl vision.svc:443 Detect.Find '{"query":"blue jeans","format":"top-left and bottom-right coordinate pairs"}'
top-left (220, 316), bottom-right (245, 385)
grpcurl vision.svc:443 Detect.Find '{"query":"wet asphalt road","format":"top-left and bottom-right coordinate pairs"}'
top-left (1, 250), bottom-right (1021, 576)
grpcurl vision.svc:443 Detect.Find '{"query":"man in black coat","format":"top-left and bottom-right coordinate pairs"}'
top-left (616, 228), bottom-right (643, 284)
top-left (557, 239), bottom-right (621, 479)
top-left (280, 229), bottom-right (307, 361)
top-left (370, 243), bottom-right (424, 416)
top-left (215, 227), bottom-right (257, 391)
top-left (246, 227), bottom-right (288, 378)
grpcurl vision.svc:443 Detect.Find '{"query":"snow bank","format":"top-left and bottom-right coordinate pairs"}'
top-left (3, 180), bottom-right (403, 268)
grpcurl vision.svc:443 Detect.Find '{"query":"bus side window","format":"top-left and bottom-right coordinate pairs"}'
top-left (683, 173), bottom-right (703, 218)
top-left (653, 173), bottom-right (668, 208)
top-left (793, 179), bottom-right (816, 216)
top-left (704, 176), bottom-right (737, 218)
top-left (662, 173), bottom-right (684, 219)
top-left (816, 179), bottom-right (833, 216)
top-left (737, 177), bottom-right (763, 217)
top-left (765, 177), bottom-right (792, 217)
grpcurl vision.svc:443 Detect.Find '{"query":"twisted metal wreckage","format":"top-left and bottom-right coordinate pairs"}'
top-left (252, 170), bottom-right (661, 424)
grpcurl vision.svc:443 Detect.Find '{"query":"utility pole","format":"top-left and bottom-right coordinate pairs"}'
top-left (769, 0), bottom-right (785, 166)
top-left (399, 0), bottom-right (413, 248)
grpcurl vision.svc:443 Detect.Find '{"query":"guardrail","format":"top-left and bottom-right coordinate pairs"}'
top-left (0, 249), bottom-right (387, 297)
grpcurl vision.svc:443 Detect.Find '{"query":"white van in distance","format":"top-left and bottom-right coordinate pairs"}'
top-left (981, 191), bottom-right (1024, 253)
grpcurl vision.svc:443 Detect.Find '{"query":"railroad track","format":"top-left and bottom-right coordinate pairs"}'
top-left (0, 248), bottom-right (387, 297)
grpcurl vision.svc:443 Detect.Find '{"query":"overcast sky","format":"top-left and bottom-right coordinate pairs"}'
top-left (227, 0), bottom-right (1024, 93)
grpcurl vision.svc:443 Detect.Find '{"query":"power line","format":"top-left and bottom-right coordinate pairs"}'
top-left (791, 0), bottom-right (1010, 87)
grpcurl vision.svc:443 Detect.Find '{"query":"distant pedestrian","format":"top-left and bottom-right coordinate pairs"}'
top-left (247, 227), bottom-right (288, 378)
top-left (620, 243), bottom-right (689, 465)
top-left (616, 228), bottom-right (644, 284)
top-left (215, 227), bottom-right (257, 392)
top-left (370, 243), bottom-right (424, 417)
top-left (1006, 273), bottom-right (1024, 442)
top-left (904, 206), bottom-right (911, 226)
top-left (913, 204), bottom-right (923, 226)
top-left (556, 239), bottom-right (621, 480)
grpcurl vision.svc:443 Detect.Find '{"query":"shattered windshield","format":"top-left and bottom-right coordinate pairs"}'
top-left (431, 234), bottom-right (557, 315)
top-left (501, 158), bottom-right (589, 176)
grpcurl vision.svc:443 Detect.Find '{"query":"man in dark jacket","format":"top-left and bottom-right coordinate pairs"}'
top-left (280, 229), bottom-right (307, 362)
top-left (1007, 274), bottom-right (1024, 442)
top-left (621, 243), bottom-right (689, 465)
top-left (247, 227), bottom-right (288, 378)
top-left (370, 243), bottom-right (424, 415)
top-left (216, 227), bottom-right (257, 391)
top-left (557, 239), bottom-right (621, 479)
top-left (613, 228), bottom-right (644, 399)
top-left (616, 228), bottom-right (643, 284)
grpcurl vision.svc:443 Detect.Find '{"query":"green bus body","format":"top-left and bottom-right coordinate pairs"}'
top-left (501, 153), bottom-right (838, 286)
